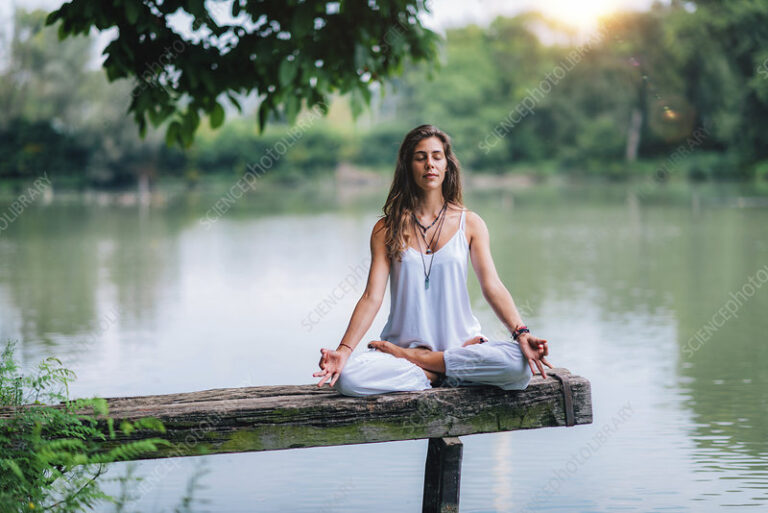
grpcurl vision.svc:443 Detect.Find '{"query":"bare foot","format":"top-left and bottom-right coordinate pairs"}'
top-left (462, 335), bottom-right (487, 347)
top-left (367, 339), bottom-right (407, 358)
top-left (423, 368), bottom-right (443, 386)
top-left (368, 341), bottom-right (444, 385)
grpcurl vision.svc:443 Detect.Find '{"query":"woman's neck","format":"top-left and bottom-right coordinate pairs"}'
top-left (414, 192), bottom-right (448, 219)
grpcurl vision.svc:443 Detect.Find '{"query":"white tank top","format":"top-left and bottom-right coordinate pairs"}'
top-left (379, 209), bottom-right (483, 351)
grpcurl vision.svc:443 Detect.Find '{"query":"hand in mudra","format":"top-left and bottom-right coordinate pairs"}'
top-left (517, 333), bottom-right (553, 379)
top-left (313, 348), bottom-right (350, 388)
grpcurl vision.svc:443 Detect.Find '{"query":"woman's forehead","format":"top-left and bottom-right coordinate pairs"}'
top-left (413, 137), bottom-right (444, 153)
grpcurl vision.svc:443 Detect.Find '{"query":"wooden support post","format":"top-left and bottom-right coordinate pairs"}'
top-left (422, 437), bottom-right (463, 513)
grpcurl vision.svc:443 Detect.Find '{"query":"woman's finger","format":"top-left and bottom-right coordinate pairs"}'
top-left (330, 371), bottom-right (340, 387)
top-left (528, 358), bottom-right (537, 377)
top-left (541, 357), bottom-right (554, 369)
top-left (536, 358), bottom-right (547, 379)
top-left (320, 367), bottom-right (337, 386)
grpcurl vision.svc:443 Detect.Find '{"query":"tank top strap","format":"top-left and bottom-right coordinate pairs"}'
top-left (460, 209), bottom-right (467, 231)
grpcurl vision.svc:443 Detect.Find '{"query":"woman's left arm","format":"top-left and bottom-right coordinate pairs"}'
top-left (466, 211), bottom-right (553, 377)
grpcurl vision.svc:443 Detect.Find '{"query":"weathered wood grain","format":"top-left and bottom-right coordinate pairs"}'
top-left (2, 368), bottom-right (592, 461)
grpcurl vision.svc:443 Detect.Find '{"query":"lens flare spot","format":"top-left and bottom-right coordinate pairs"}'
top-left (663, 107), bottom-right (677, 120)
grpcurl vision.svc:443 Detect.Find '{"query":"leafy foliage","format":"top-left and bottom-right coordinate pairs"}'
top-left (382, 1), bottom-right (768, 175)
top-left (3, 2), bottom-right (767, 183)
top-left (45, 0), bottom-right (442, 148)
top-left (0, 119), bottom-right (90, 179)
top-left (0, 341), bottom-right (170, 513)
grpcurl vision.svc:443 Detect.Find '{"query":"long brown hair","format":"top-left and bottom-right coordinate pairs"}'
top-left (380, 124), bottom-right (465, 263)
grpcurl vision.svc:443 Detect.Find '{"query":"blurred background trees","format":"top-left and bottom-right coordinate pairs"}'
top-left (1, 0), bottom-right (767, 188)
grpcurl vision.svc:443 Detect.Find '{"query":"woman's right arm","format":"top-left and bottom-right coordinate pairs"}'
top-left (335, 217), bottom-right (391, 352)
top-left (314, 218), bottom-right (391, 387)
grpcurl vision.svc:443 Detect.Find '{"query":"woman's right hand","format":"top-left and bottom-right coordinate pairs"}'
top-left (313, 347), bottom-right (351, 388)
top-left (518, 333), bottom-right (553, 379)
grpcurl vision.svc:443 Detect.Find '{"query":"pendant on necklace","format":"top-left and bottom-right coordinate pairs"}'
top-left (426, 249), bottom-right (432, 254)
top-left (425, 276), bottom-right (430, 290)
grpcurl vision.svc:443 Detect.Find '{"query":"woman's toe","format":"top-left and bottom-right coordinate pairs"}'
top-left (367, 340), bottom-right (387, 351)
top-left (463, 335), bottom-right (487, 347)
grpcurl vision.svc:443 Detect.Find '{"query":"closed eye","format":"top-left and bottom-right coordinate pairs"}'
top-left (414, 152), bottom-right (444, 160)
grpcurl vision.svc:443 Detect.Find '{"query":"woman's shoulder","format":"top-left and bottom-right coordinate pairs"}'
top-left (461, 209), bottom-right (488, 242)
top-left (372, 216), bottom-right (388, 235)
top-left (449, 203), bottom-right (480, 220)
top-left (447, 202), bottom-right (469, 214)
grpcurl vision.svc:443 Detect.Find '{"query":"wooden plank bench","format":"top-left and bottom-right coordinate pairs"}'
top-left (85, 367), bottom-right (591, 512)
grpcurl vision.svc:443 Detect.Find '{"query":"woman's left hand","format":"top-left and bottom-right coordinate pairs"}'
top-left (518, 333), bottom-right (553, 379)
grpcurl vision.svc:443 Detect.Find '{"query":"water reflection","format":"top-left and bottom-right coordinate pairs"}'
top-left (0, 181), bottom-right (766, 512)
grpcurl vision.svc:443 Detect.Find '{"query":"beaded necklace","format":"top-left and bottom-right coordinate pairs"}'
top-left (412, 202), bottom-right (447, 290)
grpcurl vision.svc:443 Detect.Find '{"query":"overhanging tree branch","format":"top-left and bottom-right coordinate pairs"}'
top-left (46, 0), bottom-right (442, 148)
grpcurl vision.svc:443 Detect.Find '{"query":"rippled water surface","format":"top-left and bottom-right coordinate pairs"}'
top-left (1, 181), bottom-right (766, 512)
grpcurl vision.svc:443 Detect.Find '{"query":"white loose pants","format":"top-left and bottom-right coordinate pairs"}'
top-left (332, 339), bottom-right (532, 397)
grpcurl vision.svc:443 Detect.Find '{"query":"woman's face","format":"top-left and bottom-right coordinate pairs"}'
top-left (411, 136), bottom-right (447, 192)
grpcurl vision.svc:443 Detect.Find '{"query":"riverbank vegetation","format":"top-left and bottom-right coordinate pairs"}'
top-left (1, 2), bottom-right (767, 189)
top-left (0, 341), bottom-right (169, 512)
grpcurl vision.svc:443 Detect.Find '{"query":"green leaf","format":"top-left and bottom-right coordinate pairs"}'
top-left (3, 459), bottom-right (25, 481)
top-left (120, 420), bottom-right (135, 436)
top-left (278, 59), bottom-right (298, 88)
top-left (257, 99), bottom-right (271, 133)
top-left (210, 102), bottom-right (225, 128)
top-left (186, 109), bottom-right (200, 135)
top-left (125, 3), bottom-right (139, 25)
top-left (309, 89), bottom-right (328, 115)
top-left (165, 121), bottom-right (181, 147)
top-left (200, 72), bottom-right (216, 94)
top-left (45, 10), bottom-right (61, 26)
top-left (359, 84), bottom-right (371, 105)
top-left (354, 43), bottom-right (367, 71)
top-left (349, 87), bottom-right (363, 119)
top-left (180, 123), bottom-right (194, 147)
top-left (227, 92), bottom-right (242, 112)
top-left (283, 94), bottom-right (300, 124)
top-left (133, 417), bottom-right (166, 433)
top-left (138, 116), bottom-right (147, 139)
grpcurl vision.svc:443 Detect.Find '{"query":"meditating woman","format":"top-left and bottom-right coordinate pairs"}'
top-left (313, 124), bottom-right (552, 397)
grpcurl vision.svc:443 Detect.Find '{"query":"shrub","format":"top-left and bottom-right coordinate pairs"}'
top-left (0, 341), bottom-right (169, 512)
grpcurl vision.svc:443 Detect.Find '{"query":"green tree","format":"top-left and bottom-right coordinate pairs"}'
top-left (0, 8), bottom-right (170, 185)
top-left (0, 9), bottom-right (93, 128)
top-left (46, 0), bottom-right (442, 148)
top-left (675, 0), bottom-right (768, 170)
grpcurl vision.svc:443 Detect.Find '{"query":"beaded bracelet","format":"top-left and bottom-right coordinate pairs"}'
top-left (512, 325), bottom-right (530, 341)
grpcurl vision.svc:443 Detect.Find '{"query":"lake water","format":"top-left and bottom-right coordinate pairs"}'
top-left (1, 179), bottom-right (767, 512)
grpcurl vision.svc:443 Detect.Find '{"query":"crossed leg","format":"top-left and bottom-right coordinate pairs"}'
top-left (334, 336), bottom-right (530, 396)
top-left (367, 336), bottom-right (487, 384)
